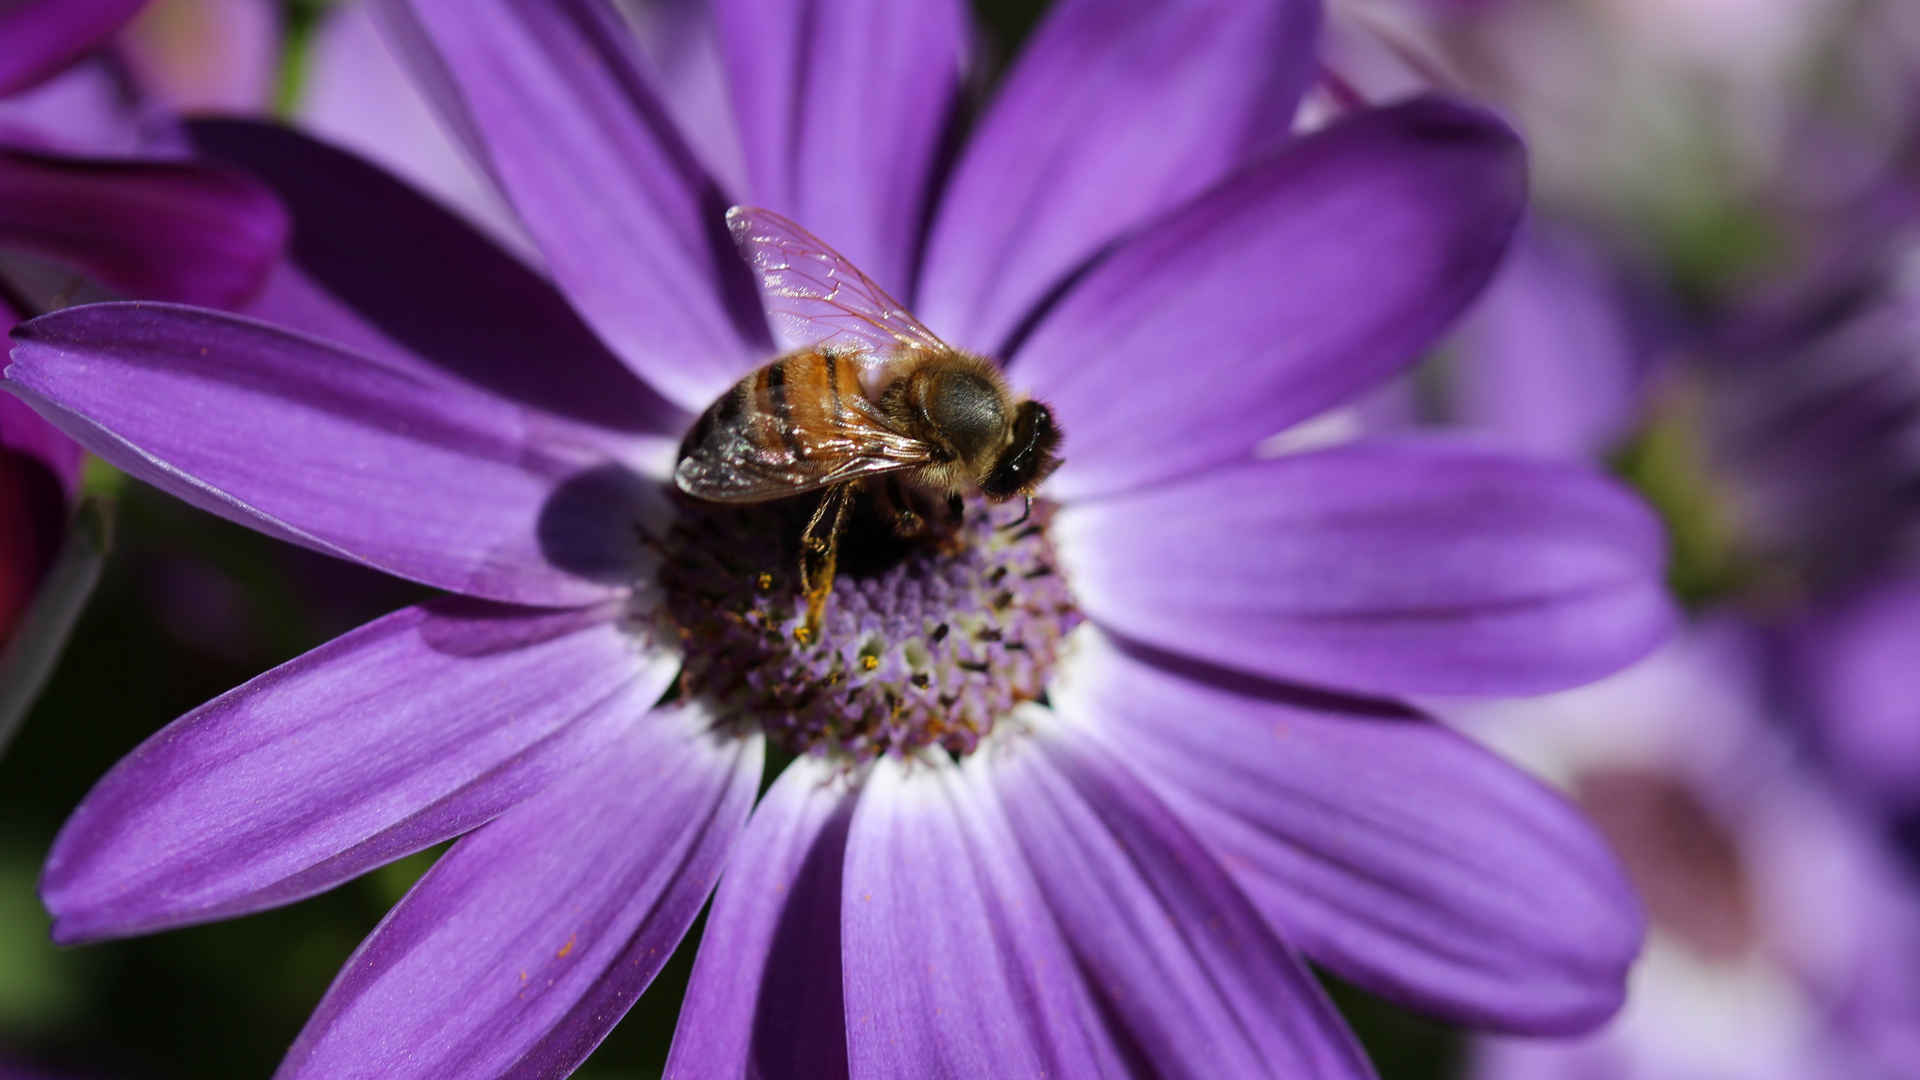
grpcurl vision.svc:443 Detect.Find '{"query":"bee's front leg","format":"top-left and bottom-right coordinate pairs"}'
top-left (875, 475), bottom-right (926, 538)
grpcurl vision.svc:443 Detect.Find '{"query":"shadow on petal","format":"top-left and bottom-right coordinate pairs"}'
top-left (536, 462), bottom-right (674, 590)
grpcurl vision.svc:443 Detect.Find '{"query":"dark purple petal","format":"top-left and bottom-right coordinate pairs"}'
top-left (278, 705), bottom-right (761, 1080)
top-left (1051, 628), bottom-right (1646, 1035)
top-left (841, 756), bottom-right (1134, 1078)
top-left (1054, 438), bottom-right (1675, 697)
top-left (0, 0), bottom-right (146, 96)
top-left (295, 0), bottom-right (538, 264)
top-left (8, 303), bottom-right (660, 604)
top-left (1014, 96), bottom-right (1526, 502)
top-left (991, 712), bottom-right (1376, 1079)
top-left (0, 148), bottom-right (287, 308)
top-left (0, 436), bottom-right (62, 641)
top-left (917, 0), bottom-right (1319, 351)
top-left (0, 389), bottom-right (81, 495)
top-left (41, 598), bottom-right (675, 942)
top-left (664, 755), bottom-right (854, 1080)
top-left (712, 0), bottom-right (968, 296)
top-left (376, 0), bottom-right (770, 410)
top-left (0, 489), bottom-right (102, 755)
top-left (187, 119), bottom-right (686, 443)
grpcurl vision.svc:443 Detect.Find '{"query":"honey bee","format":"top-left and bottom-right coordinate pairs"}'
top-left (675, 206), bottom-right (1063, 639)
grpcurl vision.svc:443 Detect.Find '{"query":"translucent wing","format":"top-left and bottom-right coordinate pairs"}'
top-left (727, 205), bottom-right (950, 358)
top-left (675, 352), bottom-right (936, 503)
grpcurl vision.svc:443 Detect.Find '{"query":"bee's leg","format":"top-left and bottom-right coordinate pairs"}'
top-left (946, 493), bottom-right (965, 524)
top-left (999, 494), bottom-right (1034, 530)
top-left (796, 483), bottom-right (852, 644)
top-left (879, 474), bottom-right (925, 538)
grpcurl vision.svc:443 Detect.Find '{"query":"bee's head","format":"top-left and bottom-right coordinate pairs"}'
top-left (979, 401), bottom-right (1062, 500)
top-left (924, 368), bottom-right (1009, 468)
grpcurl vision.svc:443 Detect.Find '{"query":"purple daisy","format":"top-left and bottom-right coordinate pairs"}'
top-left (7, 2), bottom-right (1674, 1075)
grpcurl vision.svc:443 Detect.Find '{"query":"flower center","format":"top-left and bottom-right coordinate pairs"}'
top-left (654, 490), bottom-right (1078, 761)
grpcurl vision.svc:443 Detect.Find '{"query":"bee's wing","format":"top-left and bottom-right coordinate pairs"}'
top-left (727, 205), bottom-right (951, 359)
top-left (675, 372), bottom-right (935, 503)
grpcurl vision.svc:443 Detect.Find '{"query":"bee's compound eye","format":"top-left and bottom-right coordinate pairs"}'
top-left (981, 401), bottom-right (1062, 499)
top-left (927, 371), bottom-right (1007, 460)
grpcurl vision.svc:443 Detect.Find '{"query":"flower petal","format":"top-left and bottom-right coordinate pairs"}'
top-left (1447, 222), bottom-right (1647, 460)
top-left (0, 494), bottom-right (104, 757)
top-left (841, 755), bottom-right (1134, 1079)
top-left (376, 0), bottom-right (770, 410)
top-left (712, 0), bottom-right (969, 296)
top-left (664, 755), bottom-right (855, 1080)
top-left (186, 119), bottom-right (685, 447)
top-left (7, 303), bottom-right (659, 604)
top-left (1053, 438), bottom-right (1675, 697)
top-left (0, 147), bottom-right (288, 308)
top-left (0, 389), bottom-right (81, 495)
top-left (277, 705), bottom-right (762, 1080)
top-left (1051, 628), bottom-right (1646, 1035)
top-left (298, 0), bottom-right (536, 263)
top-left (41, 598), bottom-right (676, 943)
top-left (0, 0), bottom-right (146, 95)
top-left (991, 710), bottom-right (1376, 1079)
top-left (1014, 96), bottom-right (1525, 502)
top-left (917, 0), bottom-right (1319, 351)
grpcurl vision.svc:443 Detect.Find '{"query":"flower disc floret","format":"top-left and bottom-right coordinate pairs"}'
top-left (654, 493), bottom-right (1077, 760)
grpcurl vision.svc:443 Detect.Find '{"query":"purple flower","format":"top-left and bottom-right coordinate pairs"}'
top-left (0, 0), bottom-right (289, 749)
top-left (7, 2), bottom-right (1674, 1076)
top-left (1458, 621), bottom-right (1920, 1080)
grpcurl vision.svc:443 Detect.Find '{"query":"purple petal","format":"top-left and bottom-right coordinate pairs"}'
top-left (616, 0), bottom-right (747, 197)
top-left (187, 119), bottom-right (686, 445)
top-left (1051, 628), bottom-right (1645, 1034)
top-left (1447, 222), bottom-right (1649, 459)
top-left (0, 483), bottom-right (101, 752)
top-left (1791, 575), bottom-right (1920, 817)
top-left (7, 303), bottom-right (660, 604)
top-left (0, 435), bottom-right (63, 640)
top-left (841, 755), bottom-right (1134, 1078)
top-left (917, 0), bottom-right (1319, 351)
top-left (990, 714), bottom-right (1375, 1079)
top-left (1013, 96), bottom-right (1525, 502)
top-left (1054, 438), bottom-right (1675, 697)
top-left (0, 390), bottom-right (81, 495)
top-left (664, 755), bottom-right (854, 1079)
top-left (712, 0), bottom-right (968, 297)
top-left (0, 147), bottom-right (287, 308)
top-left (0, 55), bottom-right (147, 156)
top-left (277, 705), bottom-right (761, 1080)
top-left (297, 0), bottom-right (534, 261)
top-left (376, 0), bottom-right (770, 410)
top-left (0, 0), bottom-right (146, 96)
top-left (41, 598), bottom-right (676, 942)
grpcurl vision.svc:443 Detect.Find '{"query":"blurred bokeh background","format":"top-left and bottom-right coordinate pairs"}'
top-left (4, 0), bottom-right (1920, 1076)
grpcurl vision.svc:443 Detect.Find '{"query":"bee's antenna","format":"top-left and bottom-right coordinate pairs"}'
top-left (1001, 494), bottom-right (1033, 530)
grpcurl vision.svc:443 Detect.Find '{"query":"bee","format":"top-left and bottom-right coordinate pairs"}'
top-left (675, 206), bottom-right (1063, 640)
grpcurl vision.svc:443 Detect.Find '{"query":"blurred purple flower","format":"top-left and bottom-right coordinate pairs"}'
top-left (0, 0), bottom-right (289, 748)
top-left (116, 0), bottom-right (279, 114)
top-left (1457, 621), bottom-right (1920, 1080)
top-left (1788, 573), bottom-right (1920, 822)
top-left (7, 2), bottom-right (1676, 1076)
